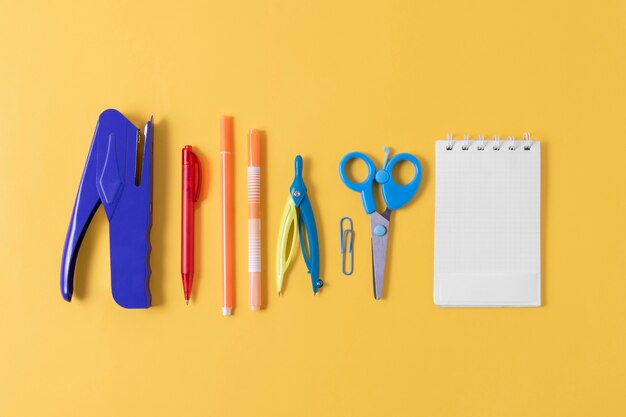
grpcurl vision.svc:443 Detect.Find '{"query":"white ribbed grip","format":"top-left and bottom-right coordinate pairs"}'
top-left (248, 166), bottom-right (261, 273)
top-left (248, 167), bottom-right (260, 202)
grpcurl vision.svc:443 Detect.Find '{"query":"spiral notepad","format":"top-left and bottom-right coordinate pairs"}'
top-left (434, 134), bottom-right (541, 307)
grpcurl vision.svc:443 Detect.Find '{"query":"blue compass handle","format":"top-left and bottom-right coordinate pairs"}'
top-left (297, 195), bottom-right (323, 294)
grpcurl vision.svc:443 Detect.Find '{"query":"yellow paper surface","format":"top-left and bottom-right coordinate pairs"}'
top-left (1, 1), bottom-right (625, 416)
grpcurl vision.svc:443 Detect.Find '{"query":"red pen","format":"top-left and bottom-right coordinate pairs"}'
top-left (181, 145), bottom-right (201, 304)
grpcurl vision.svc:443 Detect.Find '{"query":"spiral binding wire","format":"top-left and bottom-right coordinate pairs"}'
top-left (508, 136), bottom-right (516, 150)
top-left (461, 135), bottom-right (470, 150)
top-left (443, 133), bottom-right (534, 151)
top-left (522, 132), bottom-right (532, 150)
top-left (446, 133), bottom-right (454, 150)
top-left (477, 135), bottom-right (486, 150)
top-left (493, 135), bottom-right (502, 150)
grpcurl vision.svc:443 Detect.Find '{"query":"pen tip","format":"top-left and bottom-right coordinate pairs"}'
top-left (278, 291), bottom-right (281, 296)
top-left (186, 300), bottom-right (189, 305)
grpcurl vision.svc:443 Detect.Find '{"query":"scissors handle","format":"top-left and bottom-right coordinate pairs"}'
top-left (381, 153), bottom-right (422, 210)
top-left (338, 152), bottom-right (377, 214)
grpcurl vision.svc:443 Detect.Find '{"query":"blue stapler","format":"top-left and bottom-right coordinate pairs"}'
top-left (60, 109), bottom-right (153, 308)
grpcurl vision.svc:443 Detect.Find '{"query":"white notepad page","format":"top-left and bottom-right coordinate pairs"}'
top-left (434, 138), bottom-right (541, 307)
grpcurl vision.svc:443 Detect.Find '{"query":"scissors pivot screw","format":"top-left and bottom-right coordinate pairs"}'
top-left (374, 225), bottom-right (387, 236)
top-left (375, 170), bottom-right (390, 184)
top-left (292, 190), bottom-right (301, 197)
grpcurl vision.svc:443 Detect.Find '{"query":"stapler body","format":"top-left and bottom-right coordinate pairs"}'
top-left (60, 109), bottom-right (153, 308)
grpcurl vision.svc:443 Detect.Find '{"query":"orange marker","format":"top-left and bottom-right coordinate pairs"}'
top-left (248, 129), bottom-right (262, 310)
top-left (220, 116), bottom-right (234, 316)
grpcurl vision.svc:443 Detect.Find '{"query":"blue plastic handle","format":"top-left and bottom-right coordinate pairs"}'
top-left (381, 153), bottom-right (422, 210)
top-left (60, 109), bottom-right (153, 308)
top-left (297, 195), bottom-right (323, 293)
top-left (338, 152), bottom-right (378, 214)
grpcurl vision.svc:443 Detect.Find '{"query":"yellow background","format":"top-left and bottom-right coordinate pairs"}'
top-left (1, 1), bottom-right (625, 416)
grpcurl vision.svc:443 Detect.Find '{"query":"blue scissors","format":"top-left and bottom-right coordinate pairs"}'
top-left (339, 147), bottom-right (422, 299)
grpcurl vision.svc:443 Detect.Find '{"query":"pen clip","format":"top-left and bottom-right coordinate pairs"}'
top-left (191, 151), bottom-right (202, 202)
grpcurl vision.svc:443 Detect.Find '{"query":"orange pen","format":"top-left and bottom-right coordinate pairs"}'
top-left (220, 116), bottom-right (234, 316)
top-left (248, 129), bottom-right (262, 310)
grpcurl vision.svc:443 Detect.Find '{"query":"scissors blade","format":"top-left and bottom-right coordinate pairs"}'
top-left (370, 210), bottom-right (391, 300)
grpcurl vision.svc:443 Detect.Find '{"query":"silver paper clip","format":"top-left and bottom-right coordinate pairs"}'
top-left (340, 217), bottom-right (354, 275)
